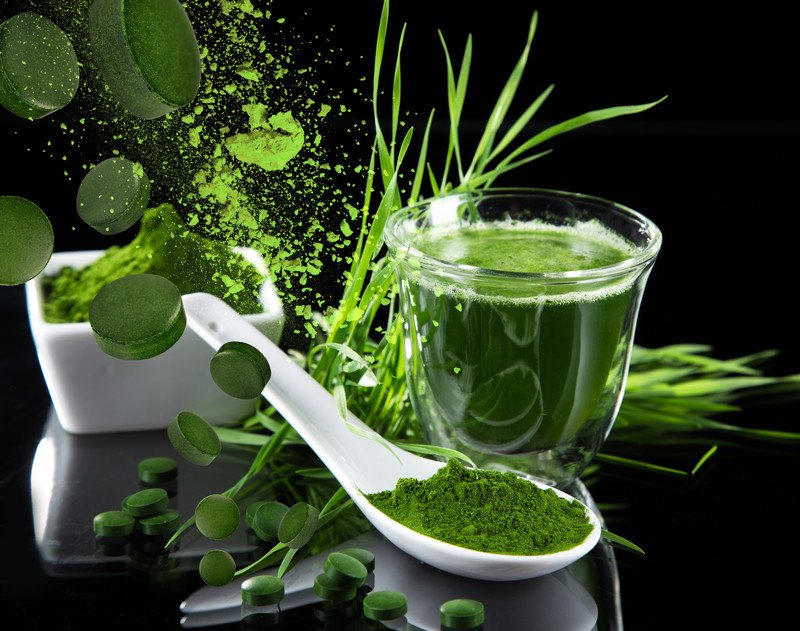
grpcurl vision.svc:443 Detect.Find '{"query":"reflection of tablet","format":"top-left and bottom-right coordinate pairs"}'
top-left (181, 529), bottom-right (605, 631)
top-left (31, 409), bottom-right (260, 578)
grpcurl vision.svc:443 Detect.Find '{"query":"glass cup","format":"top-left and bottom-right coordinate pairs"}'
top-left (384, 188), bottom-right (662, 486)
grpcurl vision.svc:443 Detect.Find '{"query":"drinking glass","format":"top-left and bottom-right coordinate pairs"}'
top-left (384, 188), bottom-right (662, 486)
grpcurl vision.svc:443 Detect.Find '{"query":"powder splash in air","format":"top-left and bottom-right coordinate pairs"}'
top-left (36, 0), bottom-right (369, 342)
top-left (225, 110), bottom-right (304, 172)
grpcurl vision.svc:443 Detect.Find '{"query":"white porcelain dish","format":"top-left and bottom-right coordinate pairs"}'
top-left (25, 250), bottom-right (284, 434)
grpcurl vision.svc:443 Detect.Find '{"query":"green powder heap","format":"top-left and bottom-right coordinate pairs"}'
top-left (43, 203), bottom-right (264, 323)
top-left (366, 460), bottom-right (593, 556)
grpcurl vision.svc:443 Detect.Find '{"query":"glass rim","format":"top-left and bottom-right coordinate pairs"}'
top-left (384, 187), bottom-right (663, 282)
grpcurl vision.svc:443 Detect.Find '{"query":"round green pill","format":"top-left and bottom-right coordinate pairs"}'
top-left (195, 494), bottom-right (240, 540)
top-left (312, 573), bottom-right (357, 602)
top-left (241, 575), bottom-right (285, 606)
top-left (339, 547), bottom-right (375, 574)
top-left (278, 502), bottom-right (319, 549)
top-left (167, 411), bottom-right (221, 466)
top-left (0, 12), bottom-right (80, 119)
top-left (210, 341), bottom-right (271, 399)
top-left (362, 591), bottom-right (408, 622)
top-left (323, 552), bottom-right (367, 589)
top-left (89, 273), bottom-right (186, 360)
top-left (199, 549), bottom-right (236, 587)
top-left (77, 158), bottom-right (151, 235)
top-left (122, 487), bottom-right (169, 517)
top-left (138, 509), bottom-right (180, 536)
top-left (89, 0), bottom-right (201, 119)
top-left (138, 456), bottom-right (178, 483)
top-left (245, 500), bottom-right (268, 529)
top-left (252, 501), bottom-right (289, 541)
top-left (93, 510), bottom-right (135, 538)
top-left (0, 196), bottom-right (53, 286)
top-left (440, 599), bottom-right (485, 629)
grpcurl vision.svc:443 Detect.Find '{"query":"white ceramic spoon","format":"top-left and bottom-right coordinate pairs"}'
top-left (183, 293), bottom-right (601, 581)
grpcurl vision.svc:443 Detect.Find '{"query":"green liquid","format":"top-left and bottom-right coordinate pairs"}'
top-left (400, 221), bottom-right (640, 484)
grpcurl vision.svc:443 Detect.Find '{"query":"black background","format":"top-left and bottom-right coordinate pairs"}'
top-left (2, 1), bottom-right (799, 629)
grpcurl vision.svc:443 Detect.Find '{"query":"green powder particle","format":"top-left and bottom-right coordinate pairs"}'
top-left (43, 203), bottom-right (264, 323)
top-left (366, 460), bottom-right (593, 555)
top-left (225, 111), bottom-right (304, 172)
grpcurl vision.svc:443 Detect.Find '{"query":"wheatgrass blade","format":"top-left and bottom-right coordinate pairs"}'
top-left (391, 24), bottom-right (407, 160)
top-left (410, 110), bottom-right (436, 204)
top-left (488, 83), bottom-right (554, 162)
top-left (495, 97), bottom-right (668, 173)
top-left (438, 31), bottom-right (472, 186)
top-left (464, 11), bottom-right (538, 182)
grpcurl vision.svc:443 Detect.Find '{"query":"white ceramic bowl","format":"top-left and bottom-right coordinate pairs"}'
top-left (25, 250), bottom-right (284, 434)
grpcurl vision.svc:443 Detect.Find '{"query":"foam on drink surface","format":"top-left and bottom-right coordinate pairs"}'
top-left (407, 219), bottom-right (640, 305)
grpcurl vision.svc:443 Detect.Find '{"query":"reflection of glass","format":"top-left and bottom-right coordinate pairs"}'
top-left (384, 189), bottom-right (661, 486)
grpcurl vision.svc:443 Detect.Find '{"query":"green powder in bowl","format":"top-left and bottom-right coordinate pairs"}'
top-left (42, 203), bottom-right (264, 323)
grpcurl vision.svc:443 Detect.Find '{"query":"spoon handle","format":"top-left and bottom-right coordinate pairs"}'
top-left (183, 293), bottom-right (435, 496)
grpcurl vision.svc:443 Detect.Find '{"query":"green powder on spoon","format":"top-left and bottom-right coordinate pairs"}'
top-left (365, 460), bottom-right (593, 555)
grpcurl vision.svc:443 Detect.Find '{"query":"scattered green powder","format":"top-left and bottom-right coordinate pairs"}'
top-left (366, 460), bottom-right (594, 555)
top-left (43, 203), bottom-right (264, 323)
top-left (40, 0), bottom-right (370, 341)
top-left (225, 110), bottom-right (304, 171)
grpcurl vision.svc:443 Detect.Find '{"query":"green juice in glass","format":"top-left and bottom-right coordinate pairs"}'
top-left (399, 220), bottom-right (639, 484)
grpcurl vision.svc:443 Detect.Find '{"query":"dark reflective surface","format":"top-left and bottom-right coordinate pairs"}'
top-left (4, 284), bottom-right (800, 629)
top-left (26, 409), bottom-right (621, 630)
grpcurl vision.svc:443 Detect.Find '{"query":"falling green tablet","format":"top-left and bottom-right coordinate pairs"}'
top-left (89, 273), bottom-right (186, 360)
top-left (167, 411), bottom-right (221, 466)
top-left (252, 501), bottom-right (289, 541)
top-left (278, 502), bottom-right (319, 549)
top-left (0, 13), bottom-right (80, 119)
top-left (210, 341), bottom-right (271, 399)
top-left (0, 196), bottom-right (53, 286)
top-left (77, 158), bottom-right (151, 235)
top-left (195, 494), bottom-right (240, 540)
top-left (89, 0), bottom-right (201, 119)
top-left (199, 549), bottom-right (236, 586)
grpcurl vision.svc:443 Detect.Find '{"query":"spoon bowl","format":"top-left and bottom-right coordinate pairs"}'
top-left (183, 293), bottom-right (601, 581)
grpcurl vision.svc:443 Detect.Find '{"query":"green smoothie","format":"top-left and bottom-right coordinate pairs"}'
top-left (399, 219), bottom-right (639, 483)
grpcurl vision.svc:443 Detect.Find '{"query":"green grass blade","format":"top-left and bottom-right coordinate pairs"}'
top-left (496, 96), bottom-right (667, 172)
top-left (594, 452), bottom-right (689, 477)
top-left (602, 529), bottom-right (645, 555)
top-left (488, 83), bottom-right (554, 162)
top-left (427, 162), bottom-right (440, 196)
top-left (213, 427), bottom-right (270, 446)
top-left (391, 24), bottom-right (407, 158)
top-left (373, 0), bottom-right (389, 125)
top-left (690, 445), bottom-right (718, 476)
top-left (466, 11), bottom-right (538, 181)
top-left (668, 376), bottom-right (786, 397)
top-left (392, 441), bottom-right (477, 470)
top-left (466, 149), bottom-right (552, 189)
top-left (410, 109), bottom-right (435, 203)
